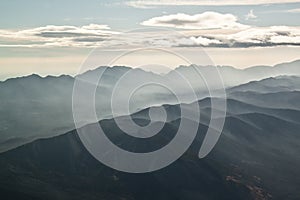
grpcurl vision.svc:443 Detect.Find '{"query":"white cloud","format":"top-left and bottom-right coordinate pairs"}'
top-left (0, 23), bottom-right (299, 49)
top-left (176, 26), bottom-right (300, 47)
top-left (245, 10), bottom-right (257, 20)
top-left (190, 36), bottom-right (221, 46)
top-left (81, 24), bottom-right (111, 30)
top-left (141, 12), bottom-right (249, 30)
top-left (227, 26), bottom-right (300, 44)
top-left (115, 25), bottom-right (300, 48)
top-left (286, 8), bottom-right (300, 13)
top-left (142, 14), bottom-right (300, 48)
top-left (126, 0), bottom-right (300, 8)
top-left (0, 24), bottom-right (119, 48)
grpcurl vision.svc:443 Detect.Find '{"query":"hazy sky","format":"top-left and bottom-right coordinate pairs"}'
top-left (0, 0), bottom-right (300, 80)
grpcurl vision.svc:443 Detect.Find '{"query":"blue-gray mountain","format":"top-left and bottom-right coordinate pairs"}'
top-left (0, 96), bottom-right (299, 199)
top-left (0, 61), bottom-right (300, 199)
top-left (0, 60), bottom-right (299, 152)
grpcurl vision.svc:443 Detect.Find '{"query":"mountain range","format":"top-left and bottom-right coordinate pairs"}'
top-left (0, 60), bottom-right (300, 152)
top-left (0, 60), bottom-right (300, 199)
top-left (0, 92), bottom-right (300, 199)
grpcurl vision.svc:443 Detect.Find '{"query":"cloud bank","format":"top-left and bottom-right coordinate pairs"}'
top-left (140, 12), bottom-right (300, 48)
top-left (0, 24), bottom-right (119, 47)
top-left (177, 26), bottom-right (300, 47)
top-left (0, 20), bottom-right (299, 48)
top-left (141, 12), bottom-right (249, 29)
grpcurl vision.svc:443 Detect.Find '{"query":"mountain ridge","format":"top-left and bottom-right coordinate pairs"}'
top-left (1, 59), bottom-right (299, 82)
top-left (1, 95), bottom-right (300, 199)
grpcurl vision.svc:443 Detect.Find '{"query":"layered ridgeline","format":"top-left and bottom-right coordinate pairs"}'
top-left (0, 85), bottom-right (300, 199)
top-left (0, 60), bottom-right (300, 152)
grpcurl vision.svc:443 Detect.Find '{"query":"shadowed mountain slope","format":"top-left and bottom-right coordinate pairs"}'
top-left (0, 96), bottom-right (300, 200)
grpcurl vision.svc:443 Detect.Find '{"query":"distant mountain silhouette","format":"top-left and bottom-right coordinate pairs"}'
top-left (228, 76), bottom-right (300, 93)
top-left (171, 59), bottom-right (300, 88)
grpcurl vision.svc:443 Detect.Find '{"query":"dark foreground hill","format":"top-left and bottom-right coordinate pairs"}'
top-left (0, 98), bottom-right (300, 200)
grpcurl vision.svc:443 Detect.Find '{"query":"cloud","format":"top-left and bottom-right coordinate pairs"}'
top-left (141, 12), bottom-right (249, 30)
top-left (245, 10), bottom-right (257, 20)
top-left (0, 24), bottom-right (119, 47)
top-left (139, 12), bottom-right (299, 48)
top-left (0, 23), bottom-right (299, 49)
top-left (110, 25), bottom-right (300, 48)
top-left (176, 36), bottom-right (222, 46)
top-left (125, 0), bottom-right (300, 8)
top-left (286, 8), bottom-right (300, 13)
top-left (175, 26), bottom-right (300, 47)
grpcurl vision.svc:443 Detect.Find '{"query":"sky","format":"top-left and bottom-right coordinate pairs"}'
top-left (0, 0), bottom-right (300, 80)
